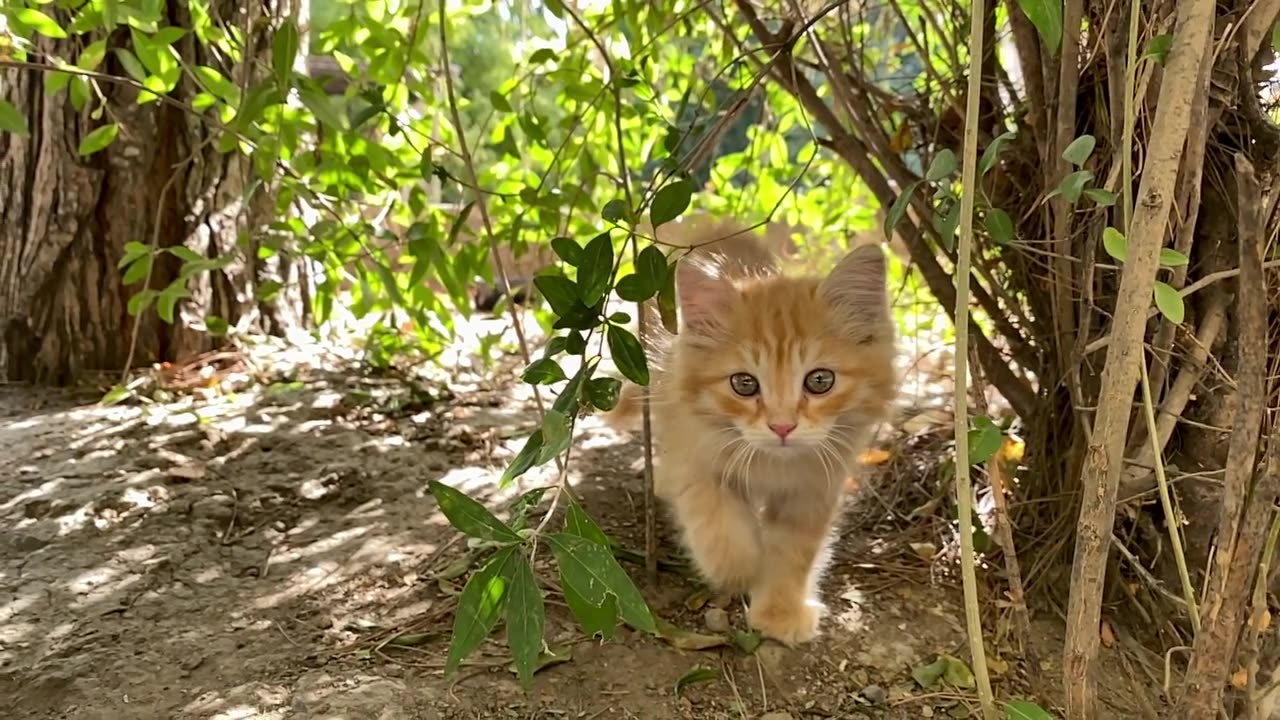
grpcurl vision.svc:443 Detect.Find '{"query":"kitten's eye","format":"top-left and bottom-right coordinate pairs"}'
top-left (729, 373), bottom-right (760, 397)
top-left (804, 369), bottom-right (835, 395)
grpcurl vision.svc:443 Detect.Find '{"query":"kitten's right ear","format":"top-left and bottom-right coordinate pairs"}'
top-left (676, 257), bottom-right (736, 336)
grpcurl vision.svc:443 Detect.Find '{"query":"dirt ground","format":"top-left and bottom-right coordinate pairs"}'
top-left (0, 321), bottom-right (1153, 719)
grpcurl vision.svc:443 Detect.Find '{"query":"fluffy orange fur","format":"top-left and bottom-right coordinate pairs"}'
top-left (607, 221), bottom-right (898, 645)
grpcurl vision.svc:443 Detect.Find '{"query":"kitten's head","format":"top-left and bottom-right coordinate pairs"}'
top-left (671, 242), bottom-right (897, 456)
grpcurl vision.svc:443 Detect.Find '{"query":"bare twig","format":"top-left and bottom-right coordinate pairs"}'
top-left (952, 0), bottom-right (997, 711)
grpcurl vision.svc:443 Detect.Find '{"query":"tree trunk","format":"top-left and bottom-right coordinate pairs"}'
top-left (0, 0), bottom-right (307, 384)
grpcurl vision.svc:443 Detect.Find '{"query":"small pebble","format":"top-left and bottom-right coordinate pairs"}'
top-left (704, 607), bottom-right (730, 633)
top-left (861, 684), bottom-right (887, 705)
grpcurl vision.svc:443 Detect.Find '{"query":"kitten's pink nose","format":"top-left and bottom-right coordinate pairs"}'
top-left (768, 422), bottom-right (796, 440)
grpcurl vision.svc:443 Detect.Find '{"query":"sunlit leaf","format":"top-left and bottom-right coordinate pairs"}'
top-left (1102, 227), bottom-right (1127, 263)
top-left (271, 23), bottom-right (299, 89)
top-left (15, 9), bottom-right (68, 39)
top-left (1153, 281), bottom-right (1185, 323)
top-left (1159, 248), bottom-right (1190, 267)
top-left (1017, 0), bottom-right (1063, 55)
top-left (445, 547), bottom-right (517, 675)
top-left (78, 123), bottom-right (120, 156)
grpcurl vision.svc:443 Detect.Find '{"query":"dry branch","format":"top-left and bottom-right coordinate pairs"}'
top-left (1176, 154), bottom-right (1272, 719)
top-left (1061, 0), bottom-right (1219, 713)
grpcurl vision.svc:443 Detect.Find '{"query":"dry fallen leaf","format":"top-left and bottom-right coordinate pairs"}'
top-left (1099, 619), bottom-right (1116, 648)
top-left (859, 448), bottom-right (892, 465)
top-left (1000, 437), bottom-right (1025, 464)
top-left (1232, 668), bottom-right (1249, 689)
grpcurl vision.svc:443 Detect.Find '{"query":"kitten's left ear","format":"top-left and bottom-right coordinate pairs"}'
top-left (821, 242), bottom-right (892, 344)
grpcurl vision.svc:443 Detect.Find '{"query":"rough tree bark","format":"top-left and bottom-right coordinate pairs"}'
top-left (0, 1), bottom-right (307, 384)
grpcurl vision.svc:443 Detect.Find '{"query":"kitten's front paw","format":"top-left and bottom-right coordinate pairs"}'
top-left (748, 597), bottom-right (824, 646)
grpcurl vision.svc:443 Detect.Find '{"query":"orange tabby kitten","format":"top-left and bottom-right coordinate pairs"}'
top-left (608, 221), bottom-right (898, 645)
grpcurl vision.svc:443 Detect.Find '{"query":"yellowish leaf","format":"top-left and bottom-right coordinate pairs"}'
top-left (859, 448), bottom-right (892, 465)
top-left (1232, 669), bottom-right (1249, 689)
top-left (1099, 619), bottom-right (1116, 648)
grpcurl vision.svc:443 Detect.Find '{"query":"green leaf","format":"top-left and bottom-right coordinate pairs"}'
top-left (602, 199), bottom-right (629, 223)
top-left (100, 384), bottom-right (133, 407)
top-left (1159, 248), bottom-right (1190, 267)
top-left (78, 123), bottom-right (120, 156)
top-left (256, 280), bottom-right (283, 302)
top-left (1145, 34), bottom-right (1173, 63)
top-left (968, 416), bottom-right (1004, 465)
top-left (564, 493), bottom-right (611, 546)
top-left (501, 431), bottom-right (544, 487)
top-left (913, 654), bottom-right (976, 689)
top-left (1062, 135), bottom-right (1096, 166)
top-left (926, 148), bottom-right (958, 181)
top-left (884, 181), bottom-right (920, 241)
top-left (537, 409), bottom-right (572, 464)
top-left (616, 244), bottom-right (667, 301)
top-left (118, 241), bottom-right (151, 269)
top-left (114, 49), bottom-right (148, 83)
top-left (985, 208), bottom-right (1014, 245)
top-left (550, 237), bottom-right (581, 266)
top-left (1055, 170), bottom-right (1094, 204)
top-left (979, 131), bottom-right (1017, 177)
top-left (563, 580), bottom-right (617, 639)
top-left (300, 87), bottom-right (348, 130)
top-left (156, 281), bottom-right (190, 323)
top-left (529, 48), bottom-right (557, 64)
top-left (271, 23), bottom-right (299, 89)
top-left (523, 358), bottom-right (567, 385)
top-left (1153, 281), bottom-right (1185, 323)
top-left (445, 547), bottom-right (518, 675)
top-left (935, 200), bottom-right (961, 252)
top-left (489, 90), bottom-right (513, 113)
top-left (122, 254), bottom-right (152, 285)
top-left (674, 666), bottom-right (719, 696)
top-left (576, 231), bottom-right (614, 306)
top-left (534, 274), bottom-right (582, 316)
top-left (1005, 700), bottom-right (1055, 720)
top-left (428, 480), bottom-right (522, 543)
top-left (78, 40), bottom-right (108, 71)
top-left (16, 9), bottom-right (68, 39)
top-left (504, 553), bottom-right (545, 689)
top-left (0, 100), bottom-right (29, 137)
top-left (547, 533), bottom-right (656, 634)
top-left (657, 264), bottom-right (678, 333)
top-left (1084, 188), bottom-right (1117, 207)
top-left (127, 289), bottom-right (157, 316)
top-left (1016, 0), bottom-right (1064, 55)
top-left (586, 376), bottom-right (622, 412)
top-left (651, 179), bottom-right (693, 226)
top-left (608, 326), bottom-right (648, 385)
top-left (1102, 227), bottom-right (1127, 263)
top-left (551, 362), bottom-right (593, 416)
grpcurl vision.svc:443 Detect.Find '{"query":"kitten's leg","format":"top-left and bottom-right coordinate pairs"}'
top-left (748, 489), bottom-right (842, 645)
top-left (668, 479), bottom-right (761, 596)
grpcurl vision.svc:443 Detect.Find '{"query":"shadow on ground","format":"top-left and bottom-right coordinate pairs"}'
top-left (0, 344), bottom-right (1151, 719)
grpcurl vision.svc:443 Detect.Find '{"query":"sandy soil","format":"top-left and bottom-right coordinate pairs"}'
top-left (0, 326), bottom-right (1132, 720)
